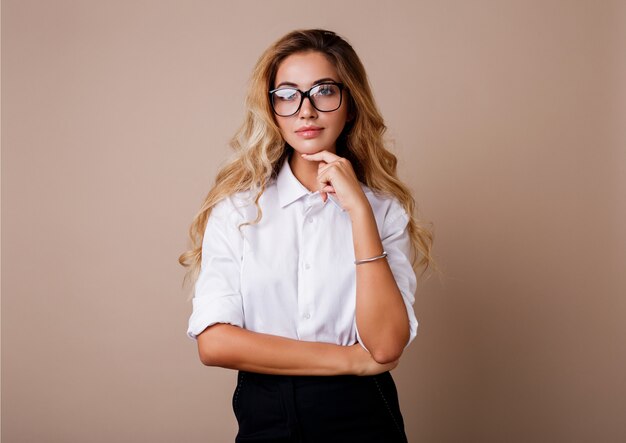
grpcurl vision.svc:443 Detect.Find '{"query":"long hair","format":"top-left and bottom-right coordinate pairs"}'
top-left (179, 29), bottom-right (436, 295)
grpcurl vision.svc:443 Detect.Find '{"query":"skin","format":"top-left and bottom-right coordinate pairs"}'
top-left (196, 51), bottom-right (410, 375)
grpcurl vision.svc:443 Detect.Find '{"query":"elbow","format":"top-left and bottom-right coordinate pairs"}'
top-left (196, 324), bottom-right (231, 367)
top-left (369, 331), bottom-right (410, 364)
top-left (198, 341), bottom-right (220, 367)
top-left (199, 346), bottom-right (218, 367)
top-left (371, 347), bottom-right (403, 365)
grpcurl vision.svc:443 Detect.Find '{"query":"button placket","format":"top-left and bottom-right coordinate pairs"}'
top-left (297, 197), bottom-right (318, 339)
top-left (302, 203), bottom-right (314, 272)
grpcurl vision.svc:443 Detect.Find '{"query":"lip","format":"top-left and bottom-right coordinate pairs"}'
top-left (295, 126), bottom-right (324, 138)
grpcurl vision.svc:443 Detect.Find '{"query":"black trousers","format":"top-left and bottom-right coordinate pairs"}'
top-left (232, 370), bottom-right (408, 443)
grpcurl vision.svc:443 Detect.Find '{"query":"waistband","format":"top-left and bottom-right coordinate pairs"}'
top-left (238, 370), bottom-right (391, 384)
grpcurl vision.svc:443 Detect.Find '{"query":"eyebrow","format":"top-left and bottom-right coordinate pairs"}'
top-left (275, 77), bottom-right (338, 88)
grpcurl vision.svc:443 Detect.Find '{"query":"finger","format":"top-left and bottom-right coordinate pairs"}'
top-left (317, 161), bottom-right (330, 177)
top-left (318, 162), bottom-right (340, 177)
top-left (301, 151), bottom-right (342, 163)
top-left (318, 159), bottom-right (353, 180)
top-left (320, 185), bottom-right (335, 194)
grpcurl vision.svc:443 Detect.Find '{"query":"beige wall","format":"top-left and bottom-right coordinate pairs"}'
top-left (2, 0), bottom-right (625, 442)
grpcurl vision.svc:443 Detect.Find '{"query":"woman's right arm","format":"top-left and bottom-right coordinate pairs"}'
top-left (196, 323), bottom-right (397, 376)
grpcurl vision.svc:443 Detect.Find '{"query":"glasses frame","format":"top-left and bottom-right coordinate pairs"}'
top-left (269, 82), bottom-right (345, 117)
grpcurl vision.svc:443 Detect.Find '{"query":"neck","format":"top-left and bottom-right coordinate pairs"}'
top-left (289, 151), bottom-right (320, 192)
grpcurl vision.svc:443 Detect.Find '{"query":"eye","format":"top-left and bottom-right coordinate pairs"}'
top-left (312, 84), bottom-right (337, 97)
top-left (273, 89), bottom-right (298, 101)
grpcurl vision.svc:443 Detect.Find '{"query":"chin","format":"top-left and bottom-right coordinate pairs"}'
top-left (289, 142), bottom-right (335, 155)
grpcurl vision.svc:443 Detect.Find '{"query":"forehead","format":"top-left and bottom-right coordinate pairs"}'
top-left (274, 51), bottom-right (339, 88)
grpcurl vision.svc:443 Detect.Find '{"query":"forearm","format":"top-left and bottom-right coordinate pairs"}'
top-left (196, 323), bottom-right (354, 376)
top-left (351, 204), bottom-right (410, 363)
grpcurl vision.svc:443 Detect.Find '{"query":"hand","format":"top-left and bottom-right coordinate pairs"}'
top-left (300, 151), bottom-right (369, 214)
top-left (348, 343), bottom-right (399, 376)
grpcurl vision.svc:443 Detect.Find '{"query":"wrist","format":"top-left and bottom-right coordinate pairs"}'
top-left (344, 344), bottom-right (366, 376)
top-left (348, 196), bottom-right (373, 222)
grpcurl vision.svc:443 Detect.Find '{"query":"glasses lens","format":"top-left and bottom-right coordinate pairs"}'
top-left (310, 84), bottom-right (341, 112)
top-left (270, 83), bottom-right (342, 116)
top-left (272, 88), bottom-right (300, 116)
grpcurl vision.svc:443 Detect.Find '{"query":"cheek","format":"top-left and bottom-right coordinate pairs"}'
top-left (275, 118), bottom-right (290, 136)
top-left (330, 110), bottom-right (349, 133)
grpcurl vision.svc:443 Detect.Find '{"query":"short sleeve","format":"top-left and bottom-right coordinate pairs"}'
top-left (186, 197), bottom-right (245, 340)
top-left (355, 201), bottom-right (418, 351)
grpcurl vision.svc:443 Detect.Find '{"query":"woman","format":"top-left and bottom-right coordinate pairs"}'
top-left (180, 28), bottom-right (434, 443)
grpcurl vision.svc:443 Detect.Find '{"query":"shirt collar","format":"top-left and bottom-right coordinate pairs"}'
top-left (276, 156), bottom-right (345, 211)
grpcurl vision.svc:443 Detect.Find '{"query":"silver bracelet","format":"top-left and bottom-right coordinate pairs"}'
top-left (354, 251), bottom-right (388, 265)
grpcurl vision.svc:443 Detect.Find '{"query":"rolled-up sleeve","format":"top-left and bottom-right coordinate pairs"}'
top-left (186, 197), bottom-right (244, 340)
top-left (383, 209), bottom-right (419, 349)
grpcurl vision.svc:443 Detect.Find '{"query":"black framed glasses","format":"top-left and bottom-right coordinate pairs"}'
top-left (269, 82), bottom-right (345, 117)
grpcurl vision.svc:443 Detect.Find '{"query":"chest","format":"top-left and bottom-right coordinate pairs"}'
top-left (239, 196), bottom-right (356, 298)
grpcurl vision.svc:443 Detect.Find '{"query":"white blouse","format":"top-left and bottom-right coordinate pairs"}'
top-left (186, 156), bottom-right (418, 350)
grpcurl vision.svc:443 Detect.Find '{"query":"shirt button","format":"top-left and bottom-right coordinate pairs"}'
top-left (303, 312), bottom-right (311, 319)
top-left (307, 217), bottom-right (314, 224)
top-left (304, 263), bottom-right (311, 270)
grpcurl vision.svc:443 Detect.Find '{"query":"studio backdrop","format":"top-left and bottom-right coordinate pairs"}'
top-left (2, 1), bottom-right (625, 442)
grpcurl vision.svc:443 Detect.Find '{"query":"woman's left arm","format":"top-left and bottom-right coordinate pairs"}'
top-left (302, 151), bottom-right (411, 364)
top-left (350, 203), bottom-right (411, 364)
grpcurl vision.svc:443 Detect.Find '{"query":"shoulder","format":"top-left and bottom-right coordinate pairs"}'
top-left (211, 178), bottom-right (282, 221)
top-left (210, 190), bottom-right (257, 223)
top-left (360, 183), bottom-right (409, 225)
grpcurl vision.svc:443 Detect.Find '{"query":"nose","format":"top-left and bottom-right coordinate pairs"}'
top-left (298, 95), bottom-right (318, 118)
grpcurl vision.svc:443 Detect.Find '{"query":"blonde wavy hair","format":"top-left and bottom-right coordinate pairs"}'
top-left (179, 29), bottom-right (435, 294)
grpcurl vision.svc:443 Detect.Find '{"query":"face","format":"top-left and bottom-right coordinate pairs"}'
top-left (272, 51), bottom-right (350, 155)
